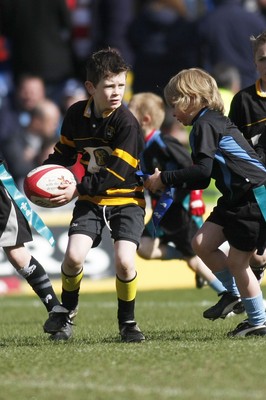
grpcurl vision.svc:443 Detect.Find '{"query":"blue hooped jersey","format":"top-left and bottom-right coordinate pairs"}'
top-left (190, 109), bottom-right (266, 204)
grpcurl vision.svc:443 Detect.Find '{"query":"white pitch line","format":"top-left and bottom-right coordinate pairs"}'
top-left (0, 379), bottom-right (265, 400)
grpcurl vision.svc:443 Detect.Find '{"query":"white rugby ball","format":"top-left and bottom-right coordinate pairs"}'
top-left (24, 164), bottom-right (76, 208)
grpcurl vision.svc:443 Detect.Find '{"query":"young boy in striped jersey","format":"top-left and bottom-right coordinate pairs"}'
top-left (42, 48), bottom-right (145, 342)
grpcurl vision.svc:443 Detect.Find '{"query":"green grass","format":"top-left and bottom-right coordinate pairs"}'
top-left (203, 179), bottom-right (220, 205)
top-left (1, 288), bottom-right (266, 400)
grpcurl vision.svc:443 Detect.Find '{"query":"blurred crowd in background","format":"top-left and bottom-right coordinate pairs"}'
top-left (0, 0), bottom-right (266, 190)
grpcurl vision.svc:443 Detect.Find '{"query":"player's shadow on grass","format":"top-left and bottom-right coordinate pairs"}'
top-left (0, 325), bottom-right (223, 346)
top-left (74, 328), bottom-right (216, 343)
top-left (136, 329), bottom-right (217, 342)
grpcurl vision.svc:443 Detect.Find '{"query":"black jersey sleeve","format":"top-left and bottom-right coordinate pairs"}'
top-left (160, 154), bottom-right (212, 188)
top-left (160, 115), bottom-right (218, 188)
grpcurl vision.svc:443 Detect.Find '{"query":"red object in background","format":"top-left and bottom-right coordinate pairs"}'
top-left (65, 0), bottom-right (77, 10)
top-left (0, 36), bottom-right (10, 62)
top-left (69, 153), bottom-right (85, 183)
top-left (189, 190), bottom-right (206, 216)
top-left (0, 277), bottom-right (21, 294)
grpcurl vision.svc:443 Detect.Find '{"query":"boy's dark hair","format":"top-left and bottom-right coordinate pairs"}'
top-left (86, 48), bottom-right (130, 85)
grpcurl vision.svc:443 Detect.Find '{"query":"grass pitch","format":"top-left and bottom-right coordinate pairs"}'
top-left (1, 287), bottom-right (266, 400)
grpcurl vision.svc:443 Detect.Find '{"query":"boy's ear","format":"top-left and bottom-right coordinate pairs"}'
top-left (142, 114), bottom-right (152, 126)
top-left (85, 81), bottom-right (95, 95)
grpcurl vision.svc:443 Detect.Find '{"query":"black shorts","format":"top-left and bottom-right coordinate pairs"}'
top-left (69, 200), bottom-right (145, 247)
top-left (207, 197), bottom-right (265, 253)
top-left (0, 183), bottom-right (32, 247)
top-left (143, 203), bottom-right (199, 258)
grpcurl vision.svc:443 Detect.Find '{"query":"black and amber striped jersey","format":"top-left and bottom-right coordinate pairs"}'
top-left (43, 98), bottom-right (145, 208)
top-left (229, 80), bottom-right (266, 162)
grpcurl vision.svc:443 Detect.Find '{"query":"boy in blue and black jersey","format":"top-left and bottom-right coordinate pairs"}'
top-left (145, 68), bottom-right (266, 337)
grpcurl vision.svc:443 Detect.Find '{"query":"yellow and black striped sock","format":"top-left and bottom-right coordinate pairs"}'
top-left (61, 268), bottom-right (83, 311)
top-left (116, 273), bottom-right (137, 324)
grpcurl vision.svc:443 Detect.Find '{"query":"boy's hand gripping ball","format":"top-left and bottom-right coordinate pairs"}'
top-left (24, 164), bottom-right (76, 208)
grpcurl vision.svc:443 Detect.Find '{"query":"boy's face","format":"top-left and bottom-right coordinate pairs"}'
top-left (173, 101), bottom-right (199, 126)
top-left (85, 72), bottom-right (126, 117)
top-left (255, 42), bottom-right (266, 82)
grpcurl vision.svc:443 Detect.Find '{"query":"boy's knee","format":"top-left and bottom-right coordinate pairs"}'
top-left (137, 246), bottom-right (152, 260)
top-left (137, 237), bottom-right (156, 259)
top-left (63, 252), bottom-right (84, 273)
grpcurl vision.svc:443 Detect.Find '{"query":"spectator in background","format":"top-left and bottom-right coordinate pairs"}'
top-left (10, 74), bottom-right (46, 129)
top-left (197, 0), bottom-right (266, 89)
top-left (0, 74), bottom-right (46, 148)
top-left (257, 0), bottom-right (266, 20)
top-left (90, 0), bottom-right (135, 65)
top-left (90, 0), bottom-right (136, 103)
top-left (0, 35), bottom-right (12, 98)
top-left (127, 0), bottom-right (198, 96)
top-left (60, 78), bottom-right (88, 115)
top-left (212, 63), bottom-right (241, 116)
top-left (2, 99), bottom-right (61, 190)
top-left (0, 0), bottom-right (75, 104)
top-left (182, 0), bottom-right (211, 20)
top-left (67, 0), bottom-right (93, 82)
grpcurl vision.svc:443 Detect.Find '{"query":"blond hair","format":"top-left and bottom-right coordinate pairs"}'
top-left (129, 92), bottom-right (165, 129)
top-left (164, 68), bottom-right (225, 114)
top-left (250, 30), bottom-right (266, 57)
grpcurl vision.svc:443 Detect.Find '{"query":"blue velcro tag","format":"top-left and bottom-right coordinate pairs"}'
top-left (152, 188), bottom-right (173, 228)
top-left (136, 170), bottom-right (173, 230)
top-left (135, 170), bottom-right (150, 183)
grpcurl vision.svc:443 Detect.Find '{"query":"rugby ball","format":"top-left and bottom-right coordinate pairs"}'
top-left (24, 164), bottom-right (76, 208)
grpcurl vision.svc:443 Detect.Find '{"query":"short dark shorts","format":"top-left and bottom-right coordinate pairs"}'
top-left (69, 200), bottom-right (145, 247)
top-left (143, 203), bottom-right (199, 258)
top-left (207, 197), bottom-right (265, 253)
top-left (0, 183), bottom-right (32, 247)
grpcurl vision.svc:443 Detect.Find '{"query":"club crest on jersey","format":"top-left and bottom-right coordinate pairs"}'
top-left (94, 148), bottom-right (110, 166)
top-left (105, 125), bottom-right (115, 140)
